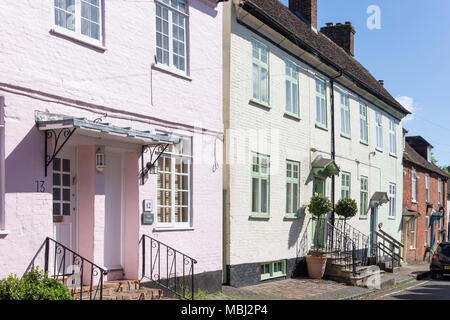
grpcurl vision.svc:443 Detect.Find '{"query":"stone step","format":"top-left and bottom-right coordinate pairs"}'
top-left (71, 279), bottom-right (163, 300)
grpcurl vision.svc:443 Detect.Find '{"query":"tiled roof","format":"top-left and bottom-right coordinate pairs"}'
top-left (404, 142), bottom-right (449, 179)
top-left (240, 0), bottom-right (410, 116)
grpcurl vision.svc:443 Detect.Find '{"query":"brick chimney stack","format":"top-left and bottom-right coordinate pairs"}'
top-left (289, 0), bottom-right (317, 30)
top-left (320, 21), bottom-right (356, 56)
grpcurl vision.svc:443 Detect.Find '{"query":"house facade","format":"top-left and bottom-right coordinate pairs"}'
top-left (0, 0), bottom-right (225, 293)
top-left (222, 0), bottom-right (409, 287)
top-left (402, 137), bottom-right (449, 263)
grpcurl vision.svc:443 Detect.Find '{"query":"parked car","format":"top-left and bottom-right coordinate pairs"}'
top-left (430, 242), bottom-right (450, 279)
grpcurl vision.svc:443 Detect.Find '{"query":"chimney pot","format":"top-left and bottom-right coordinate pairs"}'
top-left (345, 21), bottom-right (351, 25)
top-left (326, 22), bottom-right (333, 27)
top-left (378, 80), bottom-right (384, 86)
top-left (289, 0), bottom-right (318, 30)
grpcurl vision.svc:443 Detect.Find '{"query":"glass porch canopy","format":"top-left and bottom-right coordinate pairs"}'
top-left (35, 111), bottom-right (180, 146)
top-left (35, 111), bottom-right (180, 177)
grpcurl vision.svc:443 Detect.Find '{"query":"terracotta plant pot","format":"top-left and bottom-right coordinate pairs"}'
top-left (306, 254), bottom-right (328, 279)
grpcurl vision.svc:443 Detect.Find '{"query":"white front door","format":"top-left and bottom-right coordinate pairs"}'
top-left (104, 151), bottom-right (123, 270)
top-left (52, 147), bottom-right (77, 274)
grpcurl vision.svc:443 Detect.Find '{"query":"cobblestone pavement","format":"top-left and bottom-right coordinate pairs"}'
top-left (206, 278), bottom-right (372, 300)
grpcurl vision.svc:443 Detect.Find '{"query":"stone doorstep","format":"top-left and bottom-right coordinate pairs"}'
top-left (71, 279), bottom-right (163, 300)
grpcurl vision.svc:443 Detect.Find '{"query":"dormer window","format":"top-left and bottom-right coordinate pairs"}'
top-left (427, 146), bottom-right (432, 162)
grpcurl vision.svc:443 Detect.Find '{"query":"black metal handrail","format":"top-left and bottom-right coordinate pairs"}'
top-left (25, 237), bottom-right (107, 300)
top-left (141, 235), bottom-right (197, 300)
top-left (312, 217), bottom-right (357, 276)
top-left (374, 230), bottom-right (403, 269)
top-left (334, 218), bottom-right (370, 266)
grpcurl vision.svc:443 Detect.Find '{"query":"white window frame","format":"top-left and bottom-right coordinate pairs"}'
top-left (341, 172), bottom-right (351, 199)
top-left (340, 91), bottom-right (351, 138)
top-left (425, 174), bottom-right (429, 203)
top-left (52, 0), bottom-right (104, 49)
top-left (251, 38), bottom-right (270, 106)
top-left (156, 136), bottom-right (192, 229)
top-left (389, 119), bottom-right (397, 156)
top-left (438, 178), bottom-right (442, 205)
top-left (389, 183), bottom-right (396, 219)
top-left (359, 102), bottom-right (368, 144)
top-left (155, 0), bottom-right (188, 74)
top-left (315, 77), bottom-right (327, 128)
top-left (411, 168), bottom-right (417, 202)
top-left (376, 111), bottom-right (383, 151)
top-left (285, 59), bottom-right (299, 117)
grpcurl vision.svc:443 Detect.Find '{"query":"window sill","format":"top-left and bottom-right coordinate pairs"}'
top-left (315, 123), bottom-right (328, 131)
top-left (389, 153), bottom-right (398, 159)
top-left (50, 27), bottom-right (107, 51)
top-left (360, 140), bottom-right (369, 146)
top-left (359, 216), bottom-right (369, 220)
top-left (284, 112), bottom-right (301, 121)
top-left (152, 63), bottom-right (192, 81)
top-left (153, 227), bottom-right (195, 232)
top-left (0, 230), bottom-right (9, 238)
top-left (284, 214), bottom-right (300, 220)
top-left (249, 215), bottom-right (271, 220)
top-left (261, 274), bottom-right (286, 281)
top-left (249, 99), bottom-right (271, 110)
top-left (388, 216), bottom-right (396, 220)
top-left (376, 147), bottom-right (383, 153)
top-left (340, 133), bottom-right (351, 140)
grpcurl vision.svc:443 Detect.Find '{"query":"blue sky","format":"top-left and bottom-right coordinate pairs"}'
top-left (280, 0), bottom-right (450, 166)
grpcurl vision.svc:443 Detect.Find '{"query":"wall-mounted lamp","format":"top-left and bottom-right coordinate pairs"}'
top-left (96, 147), bottom-right (106, 172)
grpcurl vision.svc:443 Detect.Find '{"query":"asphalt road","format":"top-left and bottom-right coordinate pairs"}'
top-left (367, 275), bottom-right (450, 300)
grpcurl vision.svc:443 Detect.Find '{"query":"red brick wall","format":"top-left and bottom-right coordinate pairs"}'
top-left (403, 162), bottom-right (447, 263)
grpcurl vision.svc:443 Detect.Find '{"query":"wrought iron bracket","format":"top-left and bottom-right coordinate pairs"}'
top-left (140, 143), bottom-right (170, 185)
top-left (44, 128), bottom-right (77, 176)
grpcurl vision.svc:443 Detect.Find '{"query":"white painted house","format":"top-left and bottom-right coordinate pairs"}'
top-left (222, 0), bottom-right (410, 286)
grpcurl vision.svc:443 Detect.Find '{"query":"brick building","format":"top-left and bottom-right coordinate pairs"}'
top-left (402, 136), bottom-right (449, 263)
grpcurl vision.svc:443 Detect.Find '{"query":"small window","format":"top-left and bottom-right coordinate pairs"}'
top-left (260, 260), bottom-right (286, 280)
top-left (376, 111), bottom-right (383, 150)
top-left (389, 120), bottom-right (397, 155)
top-left (252, 39), bottom-right (269, 105)
top-left (360, 103), bottom-right (368, 144)
top-left (285, 60), bottom-right (299, 117)
top-left (315, 78), bottom-right (327, 128)
top-left (389, 183), bottom-right (396, 218)
top-left (360, 176), bottom-right (368, 218)
top-left (53, 0), bottom-right (103, 45)
top-left (286, 161), bottom-right (300, 217)
top-left (411, 168), bottom-right (417, 202)
top-left (155, 0), bottom-right (188, 72)
top-left (340, 92), bottom-right (350, 137)
top-left (251, 153), bottom-right (270, 217)
top-left (341, 172), bottom-right (351, 199)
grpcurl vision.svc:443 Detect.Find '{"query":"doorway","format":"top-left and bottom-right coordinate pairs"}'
top-left (312, 179), bottom-right (326, 247)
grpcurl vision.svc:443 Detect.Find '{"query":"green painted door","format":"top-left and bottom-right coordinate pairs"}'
top-left (312, 179), bottom-right (325, 247)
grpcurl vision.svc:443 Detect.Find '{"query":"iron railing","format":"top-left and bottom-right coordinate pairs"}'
top-left (311, 217), bottom-right (358, 276)
top-left (373, 229), bottom-right (403, 270)
top-left (334, 218), bottom-right (370, 266)
top-left (25, 237), bottom-right (108, 300)
top-left (141, 235), bottom-right (197, 300)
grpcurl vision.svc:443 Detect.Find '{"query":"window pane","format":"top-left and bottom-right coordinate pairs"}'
top-left (63, 189), bottom-right (70, 201)
top-left (53, 188), bottom-right (61, 201)
top-left (252, 63), bottom-right (259, 99)
top-left (292, 83), bottom-right (298, 115)
top-left (286, 183), bottom-right (291, 213)
top-left (286, 80), bottom-right (291, 112)
top-left (261, 179), bottom-right (268, 213)
top-left (53, 158), bottom-right (61, 171)
top-left (261, 68), bottom-right (268, 103)
top-left (293, 183), bottom-right (298, 213)
top-left (63, 203), bottom-right (71, 216)
top-left (62, 159), bottom-right (70, 172)
top-left (252, 178), bottom-right (259, 212)
top-left (53, 203), bottom-right (61, 216)
top-left (53, 173), bottom-right (61, 186)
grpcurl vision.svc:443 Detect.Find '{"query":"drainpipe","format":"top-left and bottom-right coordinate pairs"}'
top-left (330, 71), bottom-right (343, 227)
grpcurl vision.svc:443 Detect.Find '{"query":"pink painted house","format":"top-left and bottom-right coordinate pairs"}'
top-left (0, 0), bottom-right (225, 297)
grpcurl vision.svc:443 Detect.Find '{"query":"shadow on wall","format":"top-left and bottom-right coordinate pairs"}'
top-left (5, 127), bottom-right (48, 194)
top-left (288, 206), bottom-right (307, 250)
top-left (190, 0), bottom-right (219, 18)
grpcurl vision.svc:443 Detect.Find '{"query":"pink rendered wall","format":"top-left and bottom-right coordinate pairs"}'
top-left (77, 146), bottom-right (95, 263)
top-left (124, 152), bottom-right (140, 280)
top-left (0, 0), bottom-right (224, 279)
